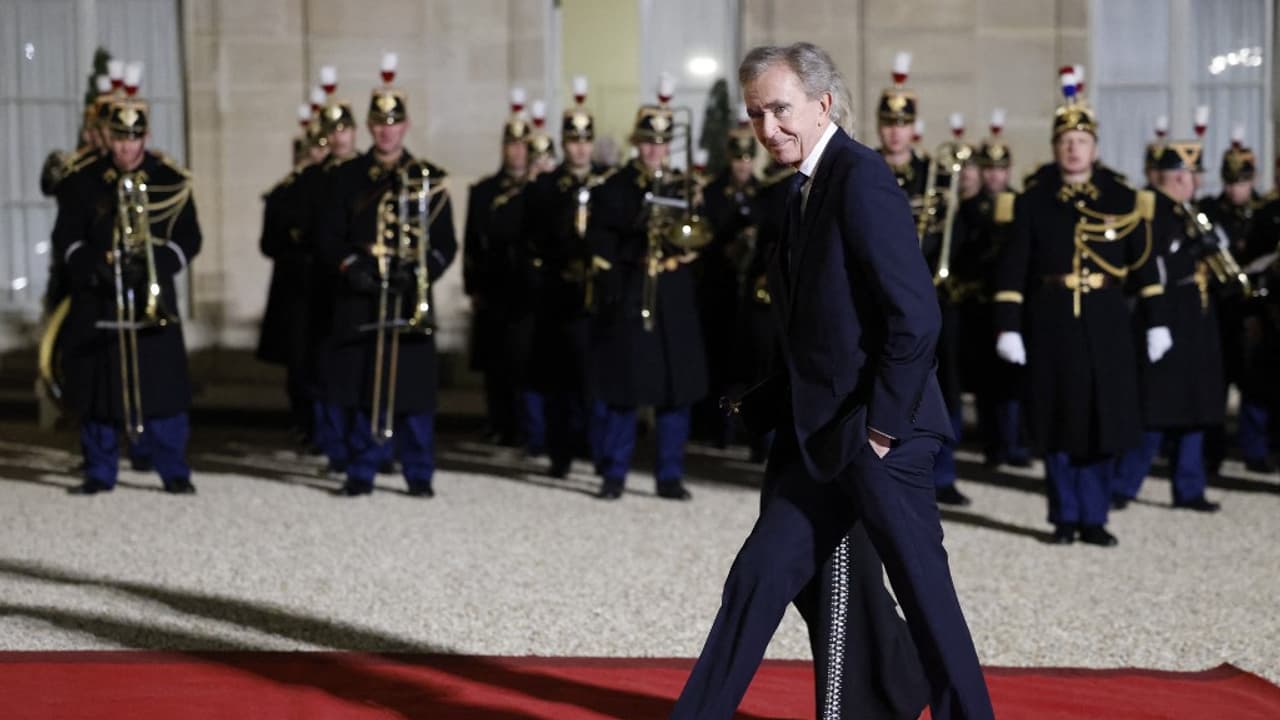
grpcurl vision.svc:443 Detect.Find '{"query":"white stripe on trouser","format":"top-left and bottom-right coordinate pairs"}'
top-left (822, 535), bottom-right (851, 720)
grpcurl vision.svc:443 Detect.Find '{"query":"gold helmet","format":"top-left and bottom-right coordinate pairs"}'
top-left (1051, 65), bottom-right (1096, 140)
top-left (528, 99), bottom-right (556, 161)
top-left (1143, 115), bottom-right (1169, 172)
top-left (106, 62), bottom-right (148, 138)
top-left (631, 72), bottom-right (676, 144)
top-left (368, 52), bottom-right (408, 125)
top-left (1221, 123), bottom-right (1256, 183)
top-left (503, 87), bottom-right (531, 143)
top-left (877, 51), bottom-right (917, 126)
top-left (317, 65), bottom-right (357, 134)
top-left (562, 75), bottom-right (594, 143)
top-left (975, 108), bottom-right (1011, 169)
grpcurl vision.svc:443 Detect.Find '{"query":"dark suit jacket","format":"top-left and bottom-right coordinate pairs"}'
top-left (759, 127), bottom-right (951, 483)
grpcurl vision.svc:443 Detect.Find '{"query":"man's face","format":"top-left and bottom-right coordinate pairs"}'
top-left (1054, 130), bottom-right (1097, 176)
top-left (981, 166), bottom-right (1010, 194)
top-left (1158, 168), bottom-right (1196, 203)
top-left (637, 141), bottom-right (669, 172)
top-left (307, 143), bottom-right (330, 165)
top-left (369, 120), bottom-right (409, 157)
top-left (958, 162), bottom-right (981, 198)
top-left (731, 156), bottom-right (754, 185)
top-left (503, 140), bottom-right (528, 174)
top-left (109, 134), bottom-right (146, 171)
top-left (1145, 168), bottom-right (1161, 189)
top-left (878, 123), bottom-right (913, 155)
top-left (1224, 179), bottom-right (1254, 206)
top-left (565, 139), bottom-right (593, 169)
top-left (329, 126), bottom-right (356, 156)
top-left (744, 63), bottom-right (831, 167)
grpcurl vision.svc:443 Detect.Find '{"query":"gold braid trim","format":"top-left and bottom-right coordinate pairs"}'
top-left (994, 290), bottom-right (1023, 304)
top-left (1139, 284), bottom-right (1164, 298)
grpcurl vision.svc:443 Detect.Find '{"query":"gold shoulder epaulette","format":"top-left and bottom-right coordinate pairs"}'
top-left (151, 150), bottom-right (192, 179)
top-left (994, 192), bottom-right (1015, 224)
top-left (1135, 189), bottom-right (1155, 221)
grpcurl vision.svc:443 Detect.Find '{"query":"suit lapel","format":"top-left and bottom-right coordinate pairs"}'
top-left (787, 128), bottom-right (848, 313)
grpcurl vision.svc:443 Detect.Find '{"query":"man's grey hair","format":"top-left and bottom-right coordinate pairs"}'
top-left (739, 43), bottom-right (853, 133)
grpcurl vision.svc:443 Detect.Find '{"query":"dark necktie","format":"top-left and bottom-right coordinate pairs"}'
top-left (785, 171), bottom-right (808, 279)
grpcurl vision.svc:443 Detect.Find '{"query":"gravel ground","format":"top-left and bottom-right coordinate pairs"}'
top-left (0, 424), bottom-right (1276, 685)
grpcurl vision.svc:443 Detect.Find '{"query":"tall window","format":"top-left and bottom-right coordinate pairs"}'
top-left (1092, 0), bottom-right (1273, 196)
top-left (0, 0), bottom-right (185, 319)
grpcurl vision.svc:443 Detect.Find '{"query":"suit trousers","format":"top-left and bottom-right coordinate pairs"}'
top-left (672, 424), bottom-right (993, 720)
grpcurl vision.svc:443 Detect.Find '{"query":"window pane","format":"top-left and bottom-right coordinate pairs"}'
top-left (1094, 87), bottom-right (1171, 186)
top-left (1094, 0), bottom-right (1170, 86)
top-left (1191, 0), bottom-right (1267, 85)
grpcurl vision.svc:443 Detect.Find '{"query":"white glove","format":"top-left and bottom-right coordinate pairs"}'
top-left (995, 332), bottom-right (1027, 366)
top-left (1146, 326), bottom-right (1173, 363)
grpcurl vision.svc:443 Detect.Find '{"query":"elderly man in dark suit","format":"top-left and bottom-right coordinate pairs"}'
top-left (672, 43), bottom-right (993, 720)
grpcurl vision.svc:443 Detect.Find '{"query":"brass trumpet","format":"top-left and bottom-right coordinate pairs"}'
top-left (365, 163), bottom-right (434, 444)
top-left (94, 173), bottom-right (178, 441)
top-left (1186, 203), bottom-right (1251, 296)
top-left (917, 141), bottom-right (972, 286)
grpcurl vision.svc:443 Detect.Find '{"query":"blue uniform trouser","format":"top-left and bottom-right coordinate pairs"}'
top-left (588, 399), bottom-right (608, 470)
top-left (996, 400), bottom-right (1029, 463)
top-left (1238, 399), bottom-right (1271, 463)
top-left (1114, 430), bottom-right (1207, 504)
top-left (521, 390), bottom-right (546, 455)
top-left (345, 410), bottom-right (435, 489)
top-left (1043, 452), bottom-right (1111, 526)
top-left (314, 400), bottom-right (349, 468)
top-left (81, 414), bottom-right (190, 487)
top-left (598, 405), bottom-right (690, 485)
top-left (931, 403), bottom-right (965, 488)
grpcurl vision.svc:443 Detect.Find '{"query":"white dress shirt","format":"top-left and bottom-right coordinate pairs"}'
top-left (797, 121), bottom-right (838, 215)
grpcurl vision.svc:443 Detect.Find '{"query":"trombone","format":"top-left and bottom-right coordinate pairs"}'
top-left (364, 163), bottom-right (434, 444)
top-left (917, 140), bottom-right (972, 287)
top-left (94, 173), bottom-right (178, 442)
top-left (639, 105), bottom-right (711, 331)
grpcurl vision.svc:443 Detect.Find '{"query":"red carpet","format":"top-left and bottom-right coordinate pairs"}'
top-left (1, 652), bottom-right (1278, 719)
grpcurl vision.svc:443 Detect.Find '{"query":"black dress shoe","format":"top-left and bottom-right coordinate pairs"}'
top-left (935, 485), bottom-right (971, 506)
top-left (1006, 454), bottom-right (1032, 469)
top-left (1051, 524), bottom-right (1076, 544)
top-left (1079, 524), bottom-right (1118, 547)
top-left (163, 477), bottom-right (197, 495)
top-left (1244, 457), bottom-right (1276, 474)
top-left (595, 479), bottom-right (624, 500)
top-left (548, 460), bottom-right (571, 479)
top-left (407, 484), bottom-right (435, 498)
top-left (1173, 496), bottom-right (1220, 512)
top-left (1110, 495), bottom-right (1130, 510)
top-left (656, 481), bottom-right (692, 501)
top-left (333, 482), bottom-right (373, 497)
top-left (68, 480), bottom-right (114, 496)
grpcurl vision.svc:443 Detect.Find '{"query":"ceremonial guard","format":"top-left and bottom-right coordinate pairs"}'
top-left (314, 54), bottom-right (456, 497)
top-left (53, 66), bottom-right (201, 495)
top-left (464, 89), bottom-right (533, 448)
top-left (1207, 131), bottom-right (1276, 474)
top-left (523, 77), bottom-right (612, 477)
top-left (585, 76), bottom-right (707, 500)
top-left (1113, 134), bottom-right (1229, 511)
top-left (256, 99), bottom-right (330, 449)
top-left (994, 70), bottom-right (1168, 545)
top-left (876, 53), bottom-right (928, 203)
top-left (958, 110), bottom-right (1030, 468)
top-left (299, 68), bottom-right (361, 474)
top-left (697, 110), bottom-right (760, 449)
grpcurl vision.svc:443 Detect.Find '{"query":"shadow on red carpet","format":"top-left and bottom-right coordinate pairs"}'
top-left (0, 652), bottom-right (1277, 719)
